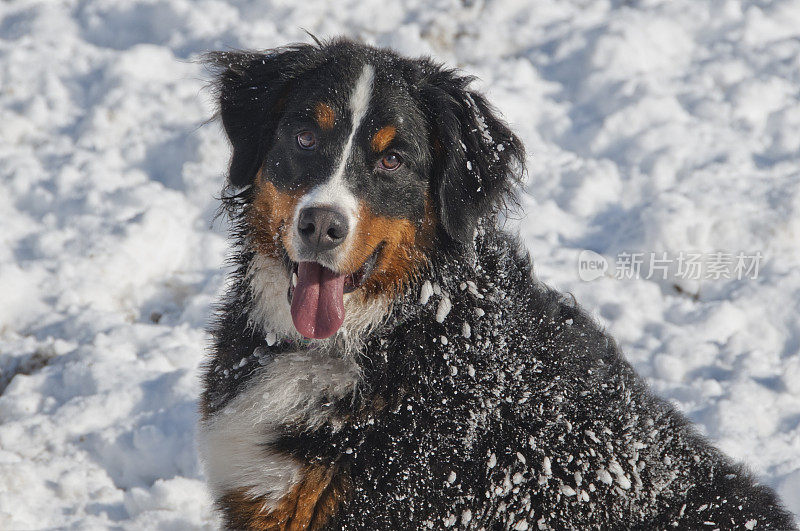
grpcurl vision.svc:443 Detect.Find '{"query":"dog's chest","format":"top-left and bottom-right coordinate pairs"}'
top-left (199, 349), bottom-right (361, 506)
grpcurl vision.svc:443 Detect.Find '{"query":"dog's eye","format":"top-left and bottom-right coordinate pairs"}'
top-left (296, 131), bottom-right (317, 150)
top-left (379, 152), bottom-right (402, 171)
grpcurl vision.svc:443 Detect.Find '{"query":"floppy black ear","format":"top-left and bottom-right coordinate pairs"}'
top-left (423, 70), bottom-right (525, 245)
top-left (205, 46), bottom-right (321, 187)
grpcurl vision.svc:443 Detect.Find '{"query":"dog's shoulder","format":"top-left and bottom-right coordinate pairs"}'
top-left (329, 227), bottom-right (796, 529)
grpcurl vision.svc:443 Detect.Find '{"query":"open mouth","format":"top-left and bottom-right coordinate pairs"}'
top-left (285, 246), bottom-right (381, 340)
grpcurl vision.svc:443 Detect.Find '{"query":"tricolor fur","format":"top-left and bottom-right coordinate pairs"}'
top-left (198, 39), bottom-right (796, 529)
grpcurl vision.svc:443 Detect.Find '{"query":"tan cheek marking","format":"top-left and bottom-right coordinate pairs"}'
top-left (249, 173), bottom-right (304, 258)
top-left (219, 466), bottom-right (348, 530)
top-left (342, 199), bottom-right (436, 299)
top-left (371, 125), bottom-right (396, 152)
top-left (314, 102), bottom-right (335, 131)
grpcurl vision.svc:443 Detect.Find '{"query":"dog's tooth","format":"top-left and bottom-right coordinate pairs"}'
top-left (292, 272), bottom-right (298, 287)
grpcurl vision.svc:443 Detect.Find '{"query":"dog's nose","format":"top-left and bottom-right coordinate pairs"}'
top-left (297, 207), bottom-right (349, 252)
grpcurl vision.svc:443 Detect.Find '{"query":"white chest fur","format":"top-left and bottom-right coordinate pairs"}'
top-left (198, 350), bottom-right (361, 507)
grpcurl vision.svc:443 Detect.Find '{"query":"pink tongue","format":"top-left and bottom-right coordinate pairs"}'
top-left (290, 262), bottom-right (346, 339)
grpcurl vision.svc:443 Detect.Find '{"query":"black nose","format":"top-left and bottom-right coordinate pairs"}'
top-left (297, 207), bottom-right (350, 252)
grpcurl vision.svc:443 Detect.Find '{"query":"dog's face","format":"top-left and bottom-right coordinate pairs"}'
top-left (249, 61), bottom-right (434, 340)
top-left (208, 40), bottom-right (523, 340)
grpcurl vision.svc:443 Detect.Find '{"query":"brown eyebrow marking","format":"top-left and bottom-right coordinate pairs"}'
top-left (314, 102), bottom-right (335, 130)
top-left (371, 125), bottom-right (396, 152)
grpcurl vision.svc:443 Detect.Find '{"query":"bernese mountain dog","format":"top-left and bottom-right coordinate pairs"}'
top-left (198, 38), bottom-right (796, 530)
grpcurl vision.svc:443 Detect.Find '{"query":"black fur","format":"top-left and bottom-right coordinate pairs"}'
top-left (206, 46), bottom-right (325, 188)
top-left (420, 69), bottom-right (524, 244)
top-left (201, 39), bottom-right (796, 529)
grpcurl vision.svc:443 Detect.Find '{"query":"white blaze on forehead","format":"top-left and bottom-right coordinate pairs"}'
top-left (295, 64), bottom-right (375, 225)
top-left (332, 63), bottom-right (375, 184)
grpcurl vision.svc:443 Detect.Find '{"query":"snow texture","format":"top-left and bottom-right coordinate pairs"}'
top-left (1, 0), bottom-right (800, 527)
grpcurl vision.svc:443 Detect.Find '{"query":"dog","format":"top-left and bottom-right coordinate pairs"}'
top-left (198, 38), bottom-right (796, 530)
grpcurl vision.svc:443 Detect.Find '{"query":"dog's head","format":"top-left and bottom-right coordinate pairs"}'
top-left (208, 39), bottom-right (524, 340)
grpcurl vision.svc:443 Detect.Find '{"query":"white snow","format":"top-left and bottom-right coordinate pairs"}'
top-left (608, 461), bottom-right (632, 490)
top-left (435, 296), bottom-right (453, 323)
top-left (1, 0), bottom-right (800, 527)
top-left (419, 279), bottom-right (434, 305)
top-left (597, 468), bottom-right (613, 486)
top-left (542, 456), bottom-right (552, 477)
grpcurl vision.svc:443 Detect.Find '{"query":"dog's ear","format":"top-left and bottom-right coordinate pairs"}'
top-left (205, 46), bottom-right (320, 187)
top-left (422, 69), bottom-right (525, 245)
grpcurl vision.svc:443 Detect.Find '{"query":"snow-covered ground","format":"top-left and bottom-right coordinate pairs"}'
top-left (1, 0), bottom-right (800, 527)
